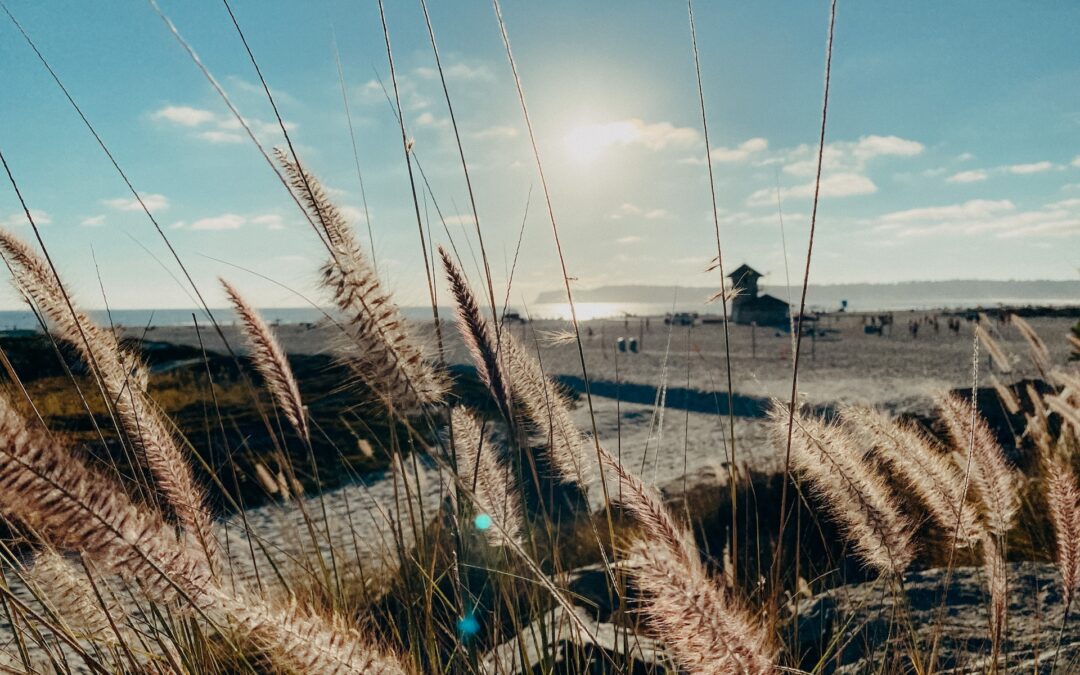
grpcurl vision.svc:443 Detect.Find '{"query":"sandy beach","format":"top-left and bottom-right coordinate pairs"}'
top-left (130, 312), bottom-right (1073, 404)
top-left (130, 311), bottom-right (1077, 578)
top-left (2, 310), bottom-right (1073, 670)
top-left (113, 311), bottom-right (1074, 583)
top-left (122, 311), bottom-right (1075, 473)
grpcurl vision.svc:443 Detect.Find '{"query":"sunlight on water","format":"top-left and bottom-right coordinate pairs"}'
top-left (534, 302), bottom-right (623, 321)
top-left (526, 301), bottom-right (719, 321)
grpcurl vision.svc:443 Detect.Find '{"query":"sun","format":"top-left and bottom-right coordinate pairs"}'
top-left (562, 120), bottom-right (636, 163)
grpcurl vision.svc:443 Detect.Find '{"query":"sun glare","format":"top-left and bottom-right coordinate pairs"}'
top-left (563, 121), bottom-right (636, 163)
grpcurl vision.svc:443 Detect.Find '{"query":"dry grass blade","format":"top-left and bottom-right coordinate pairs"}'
top-left (1054, 369), bottom-right (1080, 394)
top-left (389, 451), bottom-right (431, 531)
top-left (1068, 333), bottom-right (1080, 355)
top-left (982, 533), bottom-right (1008, 669)
top-left (844, 405), bottom-right (983, 547)
top-left (536, 329), bottom-right (576, 347)
top-left (27, 551), bottom-right (185, 669)
top-left (771, 404), bottom-right (914, 576)
top-left (439, 246), bottom-right (513, 419)
top-left (254, 462), bottom-right (279, 496)
top-left (975, 324), bottom-right (1012, 374)
top-left (1046, 392), bottom-right (1080, 437)
top-left (936, 393), bottom-right (1019, 536)
top-left (704, 283), bottom-right (743, 305)
top-left (449, 407), bottom-right (523, 547)
top-left (221, 278), bottom-right (309, 442)
top-left (597, 444), bottom-right (697, 565)
top-left (630, 541), bottom-right (775, 675)
top-left (275, 150), bottom-right (447, 411)
top-left (1026, 382), bottom-right (1055, 456)
top-left (0, 392), bottom-right (405, 674)
top-left (27, 551), bottom-right (121, 644)
top-left (1010, 315), bottom-right (1050, 376)
top-left (222, 597), bottom-right (406, 675)
top-left (595, 443), bottom-right (772, 672)
top-left (1044, 456), bottom-right (1080, 606)
top-left (0, 392), bottom-right (214, 605)
top-left (0, 229), bottom-right (219, 572)
top-left (272, 148), bottom-right (350, 256)
top-left (990, 376), bottom-right (1021, 415)
top-left (503, 330), bottom-right (591, 485)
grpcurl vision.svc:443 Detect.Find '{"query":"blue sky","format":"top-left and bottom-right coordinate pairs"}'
top-left (1, 1), bottom-right (1079, 310)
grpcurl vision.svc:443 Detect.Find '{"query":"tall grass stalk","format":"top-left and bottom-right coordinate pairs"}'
top-left (774, 0), bottom-right (839, 613)
top-left (2, 3), bottom-right (1080, 673)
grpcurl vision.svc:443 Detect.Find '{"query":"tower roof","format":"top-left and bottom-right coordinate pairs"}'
top-left (727, 263), bottom-right (763, 280)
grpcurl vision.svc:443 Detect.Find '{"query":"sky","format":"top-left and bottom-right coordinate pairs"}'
top-left (1, 1), bottom-right (1079, 311)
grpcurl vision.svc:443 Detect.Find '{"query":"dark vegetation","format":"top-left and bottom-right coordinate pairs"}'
top-left (0, 334), bottom-right (438, 513)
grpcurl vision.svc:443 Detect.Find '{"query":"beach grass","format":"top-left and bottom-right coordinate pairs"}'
top-left (0, 1), bottom-right (1077, 673)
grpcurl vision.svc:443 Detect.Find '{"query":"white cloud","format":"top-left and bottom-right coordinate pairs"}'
top-left (608, 203), bottom-right (668, 220)
top-left (713, 209), bottom-right (809, 227)
top-left (616, 235), bottom-right (642, 244)
top-left (414, 112), bottom-right (448, 128)
top-left (563, 118), bottom-right (699, 161)
top-left (0, 209), bottom-right (51, 228)
top-left (251, 214), bottom-right (285, 230)
top-left (357, 78), bottom-right (430, 111)
top-left (414, 62), bottom-right (493, 82)
top-left (782, 135), bottom-right (924, 177)
top-left (851, 135), bottom-right (925, 160)
top-left (186, 211), bottom-right (290, 231)
top-left (945, 161), bottom-right (1058, 184)
top-left (338, 205), bottom-right (369, 224)
top-left (684, 137), bottom-right (768, 164)
top-left (741, 134), bottom-right (923, 209)
top-left (995, 219), bottom-right (1080, 238)
top-left (190, 213), bottom-right (245, 230)
top-left (444, 214), bottom-right (476, 226)
top-left (358, 62), bottom-right (494, 120)
top-left (947, 169), bottom-right (988, 183)
top-left (609, 203), bottom-right (640, 219)
top-left (471, 125), bottom-right (518, 140)
top-left (957, 152), bottom-right (975, 162)
top-left (794, 173), bottom-right (877, 198)
top-left (1007, 161), bottom-right (1054, 174)
top-left (198, 130), bottom-right (244, 144)
top-left (151, 105), bottom-right (293, 144)
top-left (873, 198), bottom-right (1080, 239)
top-left (81, 215), bottom-right (106, 226)
top-left (225, 76), bottom-right (298, 105)
top-left (276, 254), bottom-right (309, 264)
top-left (881, 199), bottom-right (1015, 224)
top-left (748, 172), bottom-right (876, 206)
top-left (153, 105), bottom-right (216, 126)
top-left (104, 193), bottom-right (169, 212)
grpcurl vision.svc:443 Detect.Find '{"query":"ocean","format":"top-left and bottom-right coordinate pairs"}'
top-left (0, 293), bottom-right (1074, 333)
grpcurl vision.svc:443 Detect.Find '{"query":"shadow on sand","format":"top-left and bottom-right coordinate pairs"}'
top-left (556, 375), bottom-right (774, 418)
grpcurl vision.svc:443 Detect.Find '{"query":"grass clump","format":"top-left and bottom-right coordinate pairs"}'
top-left (0, 3), bottom-right (1078, 672)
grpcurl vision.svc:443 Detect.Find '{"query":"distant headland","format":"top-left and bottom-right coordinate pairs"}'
top-left (534, 279), bottom-right (1080, 312)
